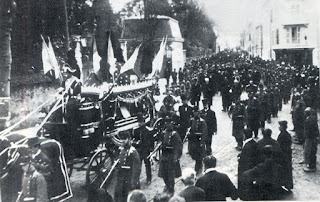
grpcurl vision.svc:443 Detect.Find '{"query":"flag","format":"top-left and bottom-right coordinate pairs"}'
top-left (41, 36), bottom-right (53, 74)
top-left (74, 41), bottom-right (83, 81)
top-left (133, 51), bottom-right (143, 79)
top-left (123, 41), bottom-right (128, 62)
top-left (150, 37), bottom-right (167, 78)
top-left (48, 37), bottom-right (60, 79)
top-left (107, 35), bottom-right (117, 76)
top-left (119, 44), bottom-right (141, 75)
top-left (93, 37), bottom-right (101, 74)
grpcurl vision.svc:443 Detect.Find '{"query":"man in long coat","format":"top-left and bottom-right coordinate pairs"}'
top-left (200, 99), bottom-right (217, 155)
top-left (238, 128), bottom-right (258, 200)
top-left (114, 131), bottom-right (141, 202)
top-left (188, 110), bottom-right (208, 174)
top-left (247, 96), bottom-right (261, 138)
top-left (303, 107), bottom-right (319, 172)
top-left (158, 120), bottom-right (183, 194)
top-left (190, 78), bottom-right (201, 107)
top-left (229, 100), bottom-right (246, 150)
top-left (277, 121), bottom-right (293, 190)
top-left (178, 94), bottom-right (193, 141)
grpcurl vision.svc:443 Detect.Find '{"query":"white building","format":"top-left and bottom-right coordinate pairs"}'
top-left (240, 0), bottom-right (320, 67)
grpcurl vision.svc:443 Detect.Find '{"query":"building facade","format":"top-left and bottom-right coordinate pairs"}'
top-left (240, 0), bottom-right (320, 68)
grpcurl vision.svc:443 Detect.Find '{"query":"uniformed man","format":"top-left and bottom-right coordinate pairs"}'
top-left (158, 120), bottom-right (183, 195)
top-left (220, 76), bottom-right (232, 111)
top-left (114, 131), bottom-right (141, 202)
top-left (200, 99), bottom-right (217, 155)
top-left (229, 99), bottom-right (246, 150)
top-left (231, 78), bottom-right (242, 103)
top-left (188, 110), bottom-right (208, 174)
top-left (132, 113), bottom-right (154, 185)
top-left (178, 94), bottom-right (193, 141)
top-left (247, 96), bottom-right (261, 138)
top-left (202, 78), bottom-right (214, 107)
top-left (245, 80), bottom-right (258, 96)
top-left (158, 91), bottom-right (176, 119)
top-left (62, 64), bottom-right (82, 155)
top-left (190, 77), bottom-right (201, 107)
top-left (18, 153), bottom-right (49, 202)
top-left (277, 121), bottom-right (293, 190)
top-left (27, 136), bottom-right (52, 177)
top-left (303, 107), bottom-right (319, 172)
top-left (62, 63), bottom-right (82, 98)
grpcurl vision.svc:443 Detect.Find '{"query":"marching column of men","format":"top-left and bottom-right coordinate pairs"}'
top-left (7, 50), bottom-right (318, 201)
top-left (112, 50), bottom-right (318, 200)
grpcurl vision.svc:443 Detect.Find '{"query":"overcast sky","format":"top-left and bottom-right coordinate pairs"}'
top-left (110, 0), bottom-right (253, 48)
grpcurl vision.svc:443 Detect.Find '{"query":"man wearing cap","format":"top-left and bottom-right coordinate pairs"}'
top-left (178, 94), bottom-right (193, 141)
top-left (202, 77), bottom-right (214, 108)
top-left (200, 99), bottom-right (217, 155)
top-left (302, 107), bottom-right (319, 172)
top-left (158, 120), bottom-right (183, 195)
top-left (27, 137), bottom-right (52, 177)
top-left (229, 99), bottom-right (246, 150)
top-left (158, 92), bottom-right (176, 119)
top-left (190, 77), bottom-right (201, 107)
top-left (132, 113), bottom-right (154, 185)
top-left (277, 121), bottom-right (293, 190)
top-left (178, 168), bottom-right (206, 202)
top-left (114, 131), bottom-right (141, 202)
top-left (18, 153), bottom-right (49, 202)
top-left (188, 110), bottom-right (208, 174)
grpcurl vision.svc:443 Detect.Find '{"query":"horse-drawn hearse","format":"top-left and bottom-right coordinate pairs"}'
top-left (0, 78), bottom-right (173, 201)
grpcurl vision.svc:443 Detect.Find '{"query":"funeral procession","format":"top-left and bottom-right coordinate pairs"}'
top-left (0, 0), bottom-right (320, 201)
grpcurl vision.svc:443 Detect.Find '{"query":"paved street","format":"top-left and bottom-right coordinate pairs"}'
top-left (68, 79), bottom-right (320, 201)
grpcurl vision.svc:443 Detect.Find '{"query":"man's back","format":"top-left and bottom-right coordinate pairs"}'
top-left (178, 185), bottom-right (206, 202)
top-left (195, 170), bottom-right (237, 201)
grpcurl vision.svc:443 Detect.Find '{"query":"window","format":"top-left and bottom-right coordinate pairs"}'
top-left (286, 26), bottom-right (301, 44)
top-left (291, 26), bottom-right (300, 43)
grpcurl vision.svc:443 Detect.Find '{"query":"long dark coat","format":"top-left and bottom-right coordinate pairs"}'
top-left (277, 131), bottom-right (293, 189)
top-left (188, 118), bottom-right (208, 160)
top-left (238, 139), bottom-right (258, 200)
top-left (158, 130), bottom-right (183, 178)
top-left (230, 103), bottom-right (246, 139)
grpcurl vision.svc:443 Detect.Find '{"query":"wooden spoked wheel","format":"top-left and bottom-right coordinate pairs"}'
top-left (86, 149), bottom-right (114, 189)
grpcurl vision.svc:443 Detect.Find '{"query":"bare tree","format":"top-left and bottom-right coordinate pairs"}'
top-left (0, 0), bottom-right (15, 130)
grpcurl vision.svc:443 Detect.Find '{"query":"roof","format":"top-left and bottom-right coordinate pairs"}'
top-left (120, 16), bottom-right (184, 42)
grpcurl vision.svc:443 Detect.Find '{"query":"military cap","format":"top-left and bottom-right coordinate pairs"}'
top-left (278, 120), bottom-right (288, 127)
top-left (118, 131), bottom-right (131, 139)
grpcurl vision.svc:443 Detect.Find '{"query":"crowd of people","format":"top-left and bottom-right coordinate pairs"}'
top-left (2, 49), bottom-right (319, 202)
top-left (109, 50), bottom-right (319, 202)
